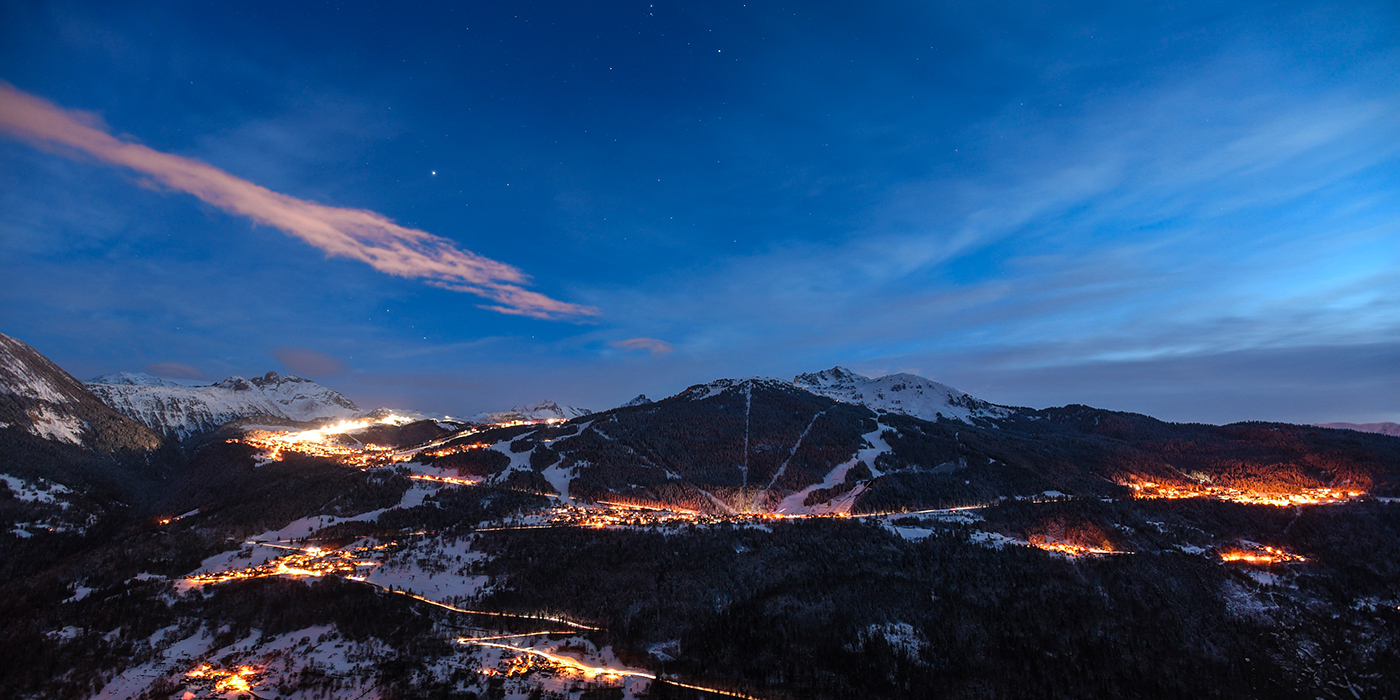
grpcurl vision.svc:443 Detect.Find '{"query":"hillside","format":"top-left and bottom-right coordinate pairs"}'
top-left (87, 371), bottom-right (361, 439)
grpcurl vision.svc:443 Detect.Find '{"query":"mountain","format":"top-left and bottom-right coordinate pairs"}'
top-left (87, 371), bottom-right (361, 439)
top-left (470, 399), bottom-right (593, 425)
top-left (88, 371), bottom-right (191, 387)
top-left (9, 355), bottom-right (1400, 700)
top-left (417, 374), bottom-right (1400, 516)
top-left (620, 394), bottom-right (653, 407)
top-left (0, 333), bottom-right (163, 453)
top-left (0, 334), bottom-right (170, 544)
top-left (1318, 422), bottom-right (1400, 437)
top-left (794, 366), bottom-right (1015, 424)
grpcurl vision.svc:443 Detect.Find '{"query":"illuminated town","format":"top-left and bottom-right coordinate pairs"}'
top-left (1218, 544), bottom-right (1307, 565)
top-left (1123, 481), bottom-right (1364, 507)
top-left (183, 663), bottom-right (263, 695)
top-left (186, 542), bottom-right (390, 586)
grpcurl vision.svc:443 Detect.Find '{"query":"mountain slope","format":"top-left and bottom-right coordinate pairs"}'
top-left (88, 371), bottom-right (361, 439)
top-left (471, 400), bottom-right (592, 425)
top-left (1318, 422), bottom-right (1400, 437)
top-left (0, 333), bottom-right (163, 453)
top-left (794, 366), bottom-right (1015, 424)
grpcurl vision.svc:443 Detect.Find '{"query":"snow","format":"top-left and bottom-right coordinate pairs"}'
top-left (0, 347), bottom-right (71, 404)
top-left (863, 622), bottom-right (925, 658)
top-left (472, 399), bottom-right (592, 424)
top-left (540, 463), bottom-right (575, 503)
top-left (1245, 570), bottom-right (1281, 586)
top-left (26, 404), bottom-right (86, 444)
top-left (968, 530), bottom-right (1023, 549)
top-left (360, 536), bottom-right (488, 602)
top-left (776, 423), bottom-right (892, 514)
top-left (0, 473), bottom-right (73, 506)
top-left (794, 366), bottom-right (1014, 424)
top-left (46, 625), bottom-right (83, 640)
top-left (93, 624), bottom-right (392, 700)
top-left (189, 483), bottom-right (441, 578)
top-left (890, 525), bottom-right (935, 540)
top-left (463, 636), bottom-right (655, 700)
top-left (89, 371), bottom-right (192, 387)
top-left (89, 626), bottom-right (219, 700)
top-left (86, 371), bottom-right (360, 439)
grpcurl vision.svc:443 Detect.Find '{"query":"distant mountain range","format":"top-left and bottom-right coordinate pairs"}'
top-left (470, 399), bottom-right (594, 425)
top-left (1317, 422), bottom-right (1400, 437)
top-left (87, 370), bottom-right (361, 439)
top-left (5, 330), bottom-right (1400, 516)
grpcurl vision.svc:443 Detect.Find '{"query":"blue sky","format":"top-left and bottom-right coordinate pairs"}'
top-left (1, 0), bottom-right (1397, 423)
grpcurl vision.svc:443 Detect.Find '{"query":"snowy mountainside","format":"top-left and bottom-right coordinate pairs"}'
top-left (0, 333), bottom-right (163, 452)
top-left (794, 366), bottom-right (1015, 424)
top-left (471, 399), bottom-right (592, 424)
top-left (1318, 422), bottom-right (1400, 437)
top-left (87, 371), bottom-right (361, 439)
top-left (88, 371), bottom-right (194, 387)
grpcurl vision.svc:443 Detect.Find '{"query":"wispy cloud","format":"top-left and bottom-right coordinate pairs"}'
top-left (610, 337), bottom-right (674, 355)
top-left (0, 83), bottom-right (598, 321)
top-left (269, 346), bottom-right (346, 377)
top-left (144, 361), bottom-right (204, 379)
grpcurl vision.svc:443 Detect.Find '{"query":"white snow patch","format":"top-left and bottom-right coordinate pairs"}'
top-left (26, 405), bottom-right (86, 444)
top-left (471, 399), bottom-right (592, 424)
top-left (0, 473), bottom-right (73, 506)
top-left (360, 535), bottom-right (488, 602)
top-left (88, 626), bottom-right (219, 700)
top-left (890, 525), bottom-right (935, 541)
top-left (777, 423), bottom-right (892, 515)
top-left (795, 366), bottom-right (1014, 424)
top-left (86, 371), bottom-right (360, 439)
top-left (189, 483), bottom-right (441, 577)
top-left (860, 622), bottom-right (925, 658)
top-left (968, 530), bottom-right (1023, 550)
top-left (47, 625), bottom-right (84, 640)
top-left (540, 463), bottom-right (574, 503)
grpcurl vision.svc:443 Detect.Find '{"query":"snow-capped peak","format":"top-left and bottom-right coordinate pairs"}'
top-left (793, 366), bottom-right (1013, 424)
top-left (621, 394), bottom-right (653, 408)
top-left (471, 400), bottom-right (593, 425)
top-left (89, 371), bottom-right (189, 387)
top-left (87, 370), bottom-right (361, 439)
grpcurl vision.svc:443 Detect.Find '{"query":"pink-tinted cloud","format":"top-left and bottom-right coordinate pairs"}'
top-left (269, 346), bottom-right (346, 377)
top-left (610, 337), bottom-right (673, 355)
top-left (144, 361), bottom-right (205, 379)
top-left (0, 83), bottom-right (598, 321)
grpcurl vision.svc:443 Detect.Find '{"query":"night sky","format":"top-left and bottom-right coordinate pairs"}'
top-left (1, 1), bottom-right (1397, 423)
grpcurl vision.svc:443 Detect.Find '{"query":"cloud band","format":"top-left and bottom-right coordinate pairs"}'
top-left (0, 83), bottom-right (598, 321)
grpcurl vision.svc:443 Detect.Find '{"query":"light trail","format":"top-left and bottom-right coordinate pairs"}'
top-left (458, 631), bottom-right (575, 641)
top-left (457, 639), bottom-right (766, 700)
top-left (372, 584), bottom-right (602, 631)
top-left (408, 473), bottom-right (481, 486)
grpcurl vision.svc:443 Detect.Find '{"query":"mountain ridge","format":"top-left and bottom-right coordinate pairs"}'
top-left (87, 370), bottom-right (361, 439)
